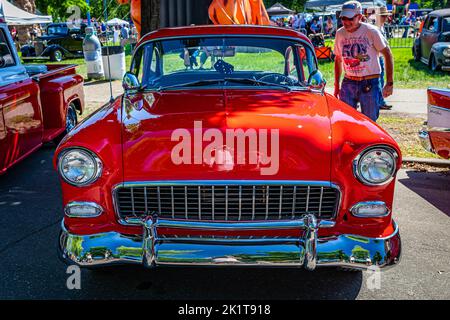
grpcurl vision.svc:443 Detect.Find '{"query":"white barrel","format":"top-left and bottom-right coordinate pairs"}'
top-left (102, 46), bottom-right (126, 80)
top-left (83, 27), bottom-right (104, 80)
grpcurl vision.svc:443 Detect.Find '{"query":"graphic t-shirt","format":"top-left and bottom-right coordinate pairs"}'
top-left (334, 22), bottom-right (388, 77)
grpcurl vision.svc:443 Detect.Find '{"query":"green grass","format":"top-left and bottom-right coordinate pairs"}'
top-left (378, 113), bottom-right (440, 159)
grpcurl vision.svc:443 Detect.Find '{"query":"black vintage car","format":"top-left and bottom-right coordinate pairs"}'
top-left (413, 8), bottom-right (450, 72)
top-left (21, 23), bottom-right (87, 62)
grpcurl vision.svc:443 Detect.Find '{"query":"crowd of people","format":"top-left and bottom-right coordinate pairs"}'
top-left (273, 7), bottom-right (427, 40)
top-left (274, 14), bottom-right (337, 37)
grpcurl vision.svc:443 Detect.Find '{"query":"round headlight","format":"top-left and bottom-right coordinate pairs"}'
top-left (353, 147), bottom-right (397, 185)
top-left (58, 148), bottom-right (102, 186)
top-left (443, 48), bottom-right (450, 58)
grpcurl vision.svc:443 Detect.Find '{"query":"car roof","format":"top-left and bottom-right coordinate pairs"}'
top-left (430, 9), bottom-right (450, 17)
top-left (138, 25), bottom-right (311, 46)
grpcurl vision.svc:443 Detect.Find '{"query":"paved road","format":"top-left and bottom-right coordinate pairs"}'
top-left (324, 87), bottom-right (428, 115)
top-left (0, 147), bottom-right (449, 300)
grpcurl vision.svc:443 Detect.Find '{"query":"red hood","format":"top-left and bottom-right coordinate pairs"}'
top-left (121, 89), bottom-right (331, 181)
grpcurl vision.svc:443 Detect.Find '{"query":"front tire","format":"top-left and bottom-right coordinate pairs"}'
top-left (65, 104), bottom-right (78, 133)
top-left (430, 54), bottom-right (440, 72)
top-left (53, 103), bottom-right (78, 145)
top-left (50, 49), bottom-right (63, 62)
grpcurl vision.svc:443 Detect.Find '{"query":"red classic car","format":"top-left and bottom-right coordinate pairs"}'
top-left (56, 25), bottom-right (401, 271)
top-left (0, 23), bottom-right (84, 175)
top-left (419, 88), bottom-right (450, 159)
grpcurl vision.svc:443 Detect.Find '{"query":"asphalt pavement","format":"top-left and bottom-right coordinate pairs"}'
top-left (0, 146), bottom-right (449, 300)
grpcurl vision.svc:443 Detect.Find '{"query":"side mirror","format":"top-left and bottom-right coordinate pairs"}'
top-left (122, 72), bottom-right (140, 92)
top-left (307, 69), bottom-right (326, 91)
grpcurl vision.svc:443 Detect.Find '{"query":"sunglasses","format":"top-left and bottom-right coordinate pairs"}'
top-left (341, 16), bottom-right (357, 21)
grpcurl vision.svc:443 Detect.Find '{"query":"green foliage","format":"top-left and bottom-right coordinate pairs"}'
top-left (35, 0), bottom-right (130, 22)
top-left (416, 0), bottom-right (450, 9)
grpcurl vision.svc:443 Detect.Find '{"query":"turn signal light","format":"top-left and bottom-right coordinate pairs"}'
top-left (350, 201), bottom-right (389, 218)
top-left (64, 202), bottom-right (103, 218)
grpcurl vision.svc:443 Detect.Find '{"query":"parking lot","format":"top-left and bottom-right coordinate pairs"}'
top-left (0, 146), bottom-right (449, 300)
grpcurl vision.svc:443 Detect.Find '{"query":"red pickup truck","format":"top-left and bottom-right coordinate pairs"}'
top-left (0, 23), bottom-right (84, 175)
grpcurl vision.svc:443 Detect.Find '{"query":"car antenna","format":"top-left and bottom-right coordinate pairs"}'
top-left (103, 0), bottom-right (114, 104)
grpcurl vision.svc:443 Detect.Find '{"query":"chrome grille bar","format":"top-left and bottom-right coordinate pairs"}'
top-left (318, 187), bottom-right (323, 217)
top-left (115, 182), bottom-right (340, 224)
top-left (225, 186), bottom-right (229, 221)
top-left (279, 185), bottom-right (283, 219)
top-left (238, 185), bottom-right (242, 221)
top-left (157, 186), bottom-right (161, 214)
top-left (170, 186), bottom-right (174, 219)
top-left (252, 186), bottom-right (256, 221)
top-left (184, 186), bottom-right (188, 219)
top-left (144, 186), bottom-right (148, 214)
top-left (292, 186), bottom-right (297, 218)
top-left (306, 186), bottom-right (310, 212)
top-left (198, 186), bottom-right (201, 220)
top-left (131, 187), bottom-right (135, 217)
top-left (212, 186), bottom-right (215, 221)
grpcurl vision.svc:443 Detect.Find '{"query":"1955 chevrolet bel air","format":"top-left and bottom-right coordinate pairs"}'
top-left (56, 25), bottom-right (401, 271)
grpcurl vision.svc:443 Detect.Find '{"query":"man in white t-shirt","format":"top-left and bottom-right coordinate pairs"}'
top-left (333, 1), bottom-right (394, 121)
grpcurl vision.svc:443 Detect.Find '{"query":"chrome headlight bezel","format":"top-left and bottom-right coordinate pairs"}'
top-left (58, 148), bottom-right (103, 187)
top-left (443, 48), bottom-right (450, 58)
top-left (353, 146), bottom-right (398, 186)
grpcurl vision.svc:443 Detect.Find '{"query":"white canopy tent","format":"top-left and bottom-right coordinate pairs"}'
top-left (305, 0), bottom-right (387, 12)
top-left (106, 18), bottom-right (129, 26)
top-left (0, 0), bottom-right (52, 25)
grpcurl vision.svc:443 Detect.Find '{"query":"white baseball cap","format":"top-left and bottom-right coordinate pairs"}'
top-left (341, 1), bottom-right (362, 19)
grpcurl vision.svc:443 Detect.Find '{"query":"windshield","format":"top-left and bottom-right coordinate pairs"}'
top-left (131, 36), bottom-right (318, 90)
top-left (47, 25), bottom-right (69, 35)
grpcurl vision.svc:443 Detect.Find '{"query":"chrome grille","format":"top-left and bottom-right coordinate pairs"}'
top-left (115, 183), bottom-right (339, 223)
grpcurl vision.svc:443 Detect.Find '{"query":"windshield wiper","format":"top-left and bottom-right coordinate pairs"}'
top-left (157, 79), bottom-right (223, 91)
top-left (223, 78), bottom-right (292, 91)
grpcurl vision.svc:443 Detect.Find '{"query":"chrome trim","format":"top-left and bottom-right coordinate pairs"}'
top-left (303, 214), bottom-right (317, 270)
top-left (59, 219), bottom-right (401, 270)
top-left (57, 147), bottom-right (103, 187)
top-left (150, 218), bottom-right (335, 230)
top-left (352, 145), bottom-right (398, 186)
top-left (418, 128), bottom-right (435, 154)
top-left (112, 180), bottom-right (342, 226)
top-left (350, 201), bottom-right (390, 218)
top-left (64, 202), bottom-right (103, 218)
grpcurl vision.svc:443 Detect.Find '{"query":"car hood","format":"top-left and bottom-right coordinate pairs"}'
top-left (121, 89), bottom-right (332, 181)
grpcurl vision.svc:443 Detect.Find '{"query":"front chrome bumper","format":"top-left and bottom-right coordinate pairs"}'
top-left (59, 215), bottom-right (401, 271)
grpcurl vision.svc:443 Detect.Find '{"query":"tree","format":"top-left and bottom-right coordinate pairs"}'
top-left (417, 0), bottom-right (450, 9)
top-left (35, 0), bottom-right (130, 22)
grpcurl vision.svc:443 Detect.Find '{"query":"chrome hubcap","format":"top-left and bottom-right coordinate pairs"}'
top-left (66, 107), bottom-right (76, 132)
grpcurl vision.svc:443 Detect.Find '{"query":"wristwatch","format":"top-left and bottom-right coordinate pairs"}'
top-left (386, 82), bottom-right (394, 86)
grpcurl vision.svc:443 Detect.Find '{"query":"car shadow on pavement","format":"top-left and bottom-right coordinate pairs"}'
top-left (398, 170), bottom-right (450, 217)
top-left (81, 265), bottom-right (363, 300)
